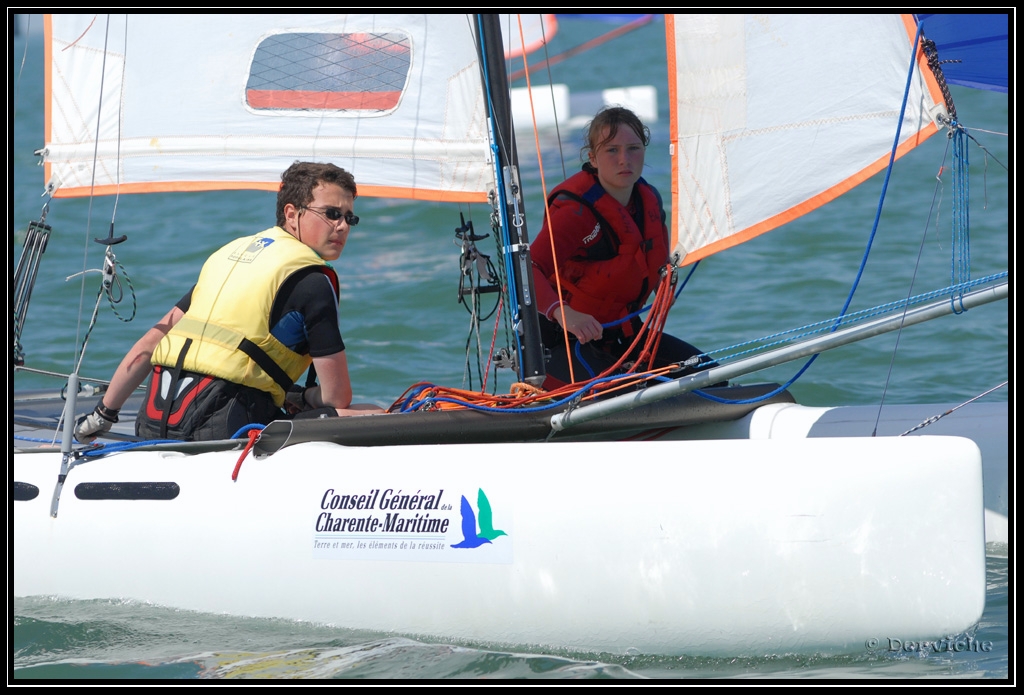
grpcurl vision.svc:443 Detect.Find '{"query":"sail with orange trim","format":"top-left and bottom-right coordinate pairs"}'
top-left (43, 14), bottom-right (553, 202)
top-left (665, 14), bottom-right (947, 265)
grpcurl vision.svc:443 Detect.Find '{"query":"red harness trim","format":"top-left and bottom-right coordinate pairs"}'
top-left (144, 366), bottom-right (215, 425)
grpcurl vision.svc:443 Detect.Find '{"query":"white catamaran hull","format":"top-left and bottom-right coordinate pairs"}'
top-left (15, 435), bottom-right (986, 656)
top-left (662, 401), bottom-right (1009, 547)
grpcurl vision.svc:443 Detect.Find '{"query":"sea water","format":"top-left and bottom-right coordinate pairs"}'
top-left (11, 17), bottom-right (1009, 680)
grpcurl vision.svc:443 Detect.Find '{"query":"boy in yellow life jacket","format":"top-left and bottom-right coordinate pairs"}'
top-left (75, 161), bottom-right (383, 443)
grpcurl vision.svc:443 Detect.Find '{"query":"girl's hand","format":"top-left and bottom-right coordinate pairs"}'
top-left (554, 305), bottom-right (603, 343)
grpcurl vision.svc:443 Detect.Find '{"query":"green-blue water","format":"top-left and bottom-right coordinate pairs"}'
top-left (12, 16), bottom-right (1009, 680)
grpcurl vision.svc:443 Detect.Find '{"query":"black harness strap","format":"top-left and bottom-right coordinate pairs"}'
top-left (160, 337), bottom-right (193, 439)
top-left (237, 338), bottom-right (294, 393)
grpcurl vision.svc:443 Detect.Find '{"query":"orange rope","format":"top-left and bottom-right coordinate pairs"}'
top-left (389, 265), bottom-right (681, 414)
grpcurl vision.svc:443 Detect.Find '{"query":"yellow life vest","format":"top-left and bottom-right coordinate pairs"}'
top-left (151, 227), bottom-right (337, 407)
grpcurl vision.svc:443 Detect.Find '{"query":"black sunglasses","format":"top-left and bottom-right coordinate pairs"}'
top-left (305, 206), bottom-right (359, 226)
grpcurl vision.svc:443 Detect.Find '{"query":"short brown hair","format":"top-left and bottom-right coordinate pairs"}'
top-left (276, 162), bottom-right (357, 227)
top-left (581, 106), bottom-right (650, 162)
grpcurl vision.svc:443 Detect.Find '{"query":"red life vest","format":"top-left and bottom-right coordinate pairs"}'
top-left (545, 167), bottom-right (669, 328)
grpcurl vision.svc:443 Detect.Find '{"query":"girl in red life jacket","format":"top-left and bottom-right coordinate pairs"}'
top-left (531, 106), bottom-right (716, 390)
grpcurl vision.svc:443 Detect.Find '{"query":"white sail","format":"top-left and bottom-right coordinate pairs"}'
top-left (667, 14), bottom-right (947, 263)
top-left (44, 14), bottom-right (498, 202)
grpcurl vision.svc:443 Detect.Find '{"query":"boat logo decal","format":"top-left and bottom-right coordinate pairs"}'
top-left (451, 489), bottom-right (508, 549)
top-left (312, 486), bottom-right (512, 563)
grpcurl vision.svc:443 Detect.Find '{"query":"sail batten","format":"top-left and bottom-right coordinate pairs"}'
top-left (667, 14), bottom-right (945, 265)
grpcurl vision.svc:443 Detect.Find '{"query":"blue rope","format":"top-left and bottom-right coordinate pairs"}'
top-left (694, 19), bottom-right (932, 407)
top-left (230, 423), bottom-right (266, 439)
top-left (69, 423), bottom-right (266, 457)
top-left (951, 124), bottom-right (970, 313)
top-left (405, 272), bottom-right (1008, 414)
top-left (718, 19), bottom-right (929, 403)
top-left (81, 438), bottom-right (183, 456)
top-left (834, 21), bottom-right (926, 325)
top-left (11, 433), bottom-right (184, 452)
top-left (698, 274), bottom-right (1006, 365)
top-left (13, 434), bottom-right (65, 444)
top-left (692, 274), bottom-right (1006, 375)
